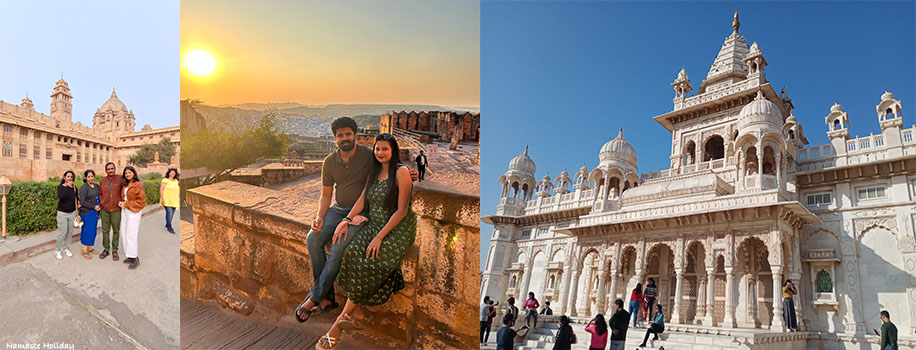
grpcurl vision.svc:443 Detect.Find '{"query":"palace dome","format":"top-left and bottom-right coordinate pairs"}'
top-left (830, 101), bottom-right (843, 113)
top-left (599, 128), bottom-right (637, 168)
top-left (737, 91), bottom-right (783, 133)
top-left (508, 146), bottom-right (536, 175)
top-left (99, 88), bottom-right (128, 112)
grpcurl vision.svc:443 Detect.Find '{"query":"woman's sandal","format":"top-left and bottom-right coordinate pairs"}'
top-left (88, 248), bottom-right (100, 255)
top-left (315, 333), bottom-right (341, 350)
top-left (294, 299), bottom-right (313, 323)
top-left (337, 313), bottom-right (362, 331)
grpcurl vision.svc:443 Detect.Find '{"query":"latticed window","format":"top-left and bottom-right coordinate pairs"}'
top-left (1, 141), bottom-right (11, 157)
top-left (46, 147), bottom-right (52, 159)
top-left (33, 145), bottom-right (39, 159)
top-left (19, 144), bottom-right (26, 158)
top-left (815, 270), bottom-right (832, 292)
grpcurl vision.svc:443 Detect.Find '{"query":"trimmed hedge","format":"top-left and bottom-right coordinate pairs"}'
top-left (3, 179), bottom-right (163, 236)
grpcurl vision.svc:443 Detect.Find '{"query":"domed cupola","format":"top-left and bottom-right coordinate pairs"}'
top-left (737, 90), bottom-right (784, 135)
top-left (599, 128), bottom-right (638, 169)
top-left (508, 145), bottom-right (536, 176)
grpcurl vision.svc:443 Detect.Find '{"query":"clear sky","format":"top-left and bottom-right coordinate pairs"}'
top-left (180, 0), bottom-right (480, 107)
top-left (0, 1), bottom-right (179, 129)
top-left (480, 1), bottom-right (916, 271)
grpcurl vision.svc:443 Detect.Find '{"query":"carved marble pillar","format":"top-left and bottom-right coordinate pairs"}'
top-left (671, 268), bottom-right (685, 324)
top-left (608, 269), bottom-right (619, 315)
top-left (567, 268), bottom-right (581, 317)
top-left (704, 268), bottom-right (716, 326)
top-left (770, 266), bottom-right (786, 331)
top-left (775, 152), bottom-right (782, 189)
top-left (520, 256), bottom-right (533, 298)
top-left (558, 263), bottom-right (574, 315)
top-left (579, 267), bottom-right (594, 316)
top-left (596, 269), bottom-right (608, 314)
top-left (757, 147), bottom-right (764, 177)
top-left (840, 232), bottom-right (866, 335)
top-left (723, 267), bottom-right (737, 328)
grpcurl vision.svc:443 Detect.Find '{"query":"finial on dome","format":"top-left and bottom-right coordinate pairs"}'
top-left (111, 87), bottom-right (118, 98)
top-left (524, 145), bottom-right (528, 155)
top-left (755, 90), bottom-right (765, 100)
top-left (732, 10), bottom-right (740, 33)
top-left (618, 127), bottom-right (623, 139)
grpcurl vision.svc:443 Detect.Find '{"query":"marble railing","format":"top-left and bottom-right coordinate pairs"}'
top-left (676, 79), bottom-right (753, 110)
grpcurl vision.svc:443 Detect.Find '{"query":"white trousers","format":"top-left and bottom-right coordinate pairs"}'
top-left (120, 208), bottom-right (142, 258)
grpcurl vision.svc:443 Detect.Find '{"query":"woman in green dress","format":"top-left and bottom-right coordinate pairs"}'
top-left (316, 133), bottom-right (416, 350)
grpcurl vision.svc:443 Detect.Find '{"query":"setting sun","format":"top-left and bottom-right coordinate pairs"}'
top-left (184, 49), bottom-right (217, 77)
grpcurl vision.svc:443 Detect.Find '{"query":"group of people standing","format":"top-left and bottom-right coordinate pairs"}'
top-left (54, 163), bottom-right (180, 270)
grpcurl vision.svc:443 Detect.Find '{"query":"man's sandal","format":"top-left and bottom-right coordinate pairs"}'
top-left (295, 299), bottom-right (313, 323)
top-left (315, 333), bottom-right (341, 350)
top-left (312, 300), bottom-right (340, 315)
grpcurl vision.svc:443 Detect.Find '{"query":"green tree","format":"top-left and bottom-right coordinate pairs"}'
top-left (182, 110), bottom-right (290, 184)
top-left (129, 137), bottom-right (176, 166)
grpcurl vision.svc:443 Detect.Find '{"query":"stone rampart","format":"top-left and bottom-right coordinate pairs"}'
top-left (181, 171), bottom-right (479, 349)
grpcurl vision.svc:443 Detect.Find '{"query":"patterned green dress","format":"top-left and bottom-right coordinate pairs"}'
top-left (339, 177), bottom-right (416, 306)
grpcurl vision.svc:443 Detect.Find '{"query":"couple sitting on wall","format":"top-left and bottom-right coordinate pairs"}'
top-left (294, 117), bottom-right (419, 350)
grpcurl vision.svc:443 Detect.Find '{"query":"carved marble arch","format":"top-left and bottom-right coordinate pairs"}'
top-left (683, 140), bottom-right (697, 165)
top-left (550, 247), bottom-right (567, 262)
top-left (762, 145), bottom-right (776, 175)
top-left (703, 134), bottom-right (726, 162)
top-left (856, 222), bottom-right (897, 244)
top-left (735, 133), bottom-right (759, 152)
top-left (588, 168), bottom-right (606, 188)
top-left (619, 245), bottom-right (638, 275)
top-left (686, 240), bottom-right (707, 273)
top-left (578, 247), bottom-right (602, 268)
top-left (516, 251), bottom-right (528, 264)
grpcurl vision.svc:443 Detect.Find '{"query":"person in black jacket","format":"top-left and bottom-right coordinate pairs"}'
top-left (506, 297), bottom-right (519, 324)
top-left (608, 299), bottom-right (630, 350)
top-left (415, 151), bottom-right (428, 181)
top-left (553, 315), bottom-right (574, 350)
top-left (55, 170), bottom-right (79, 260)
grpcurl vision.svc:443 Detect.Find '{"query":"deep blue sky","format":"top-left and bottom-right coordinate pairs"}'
top-left (480, 1), bottom-right (916, 270)
top-left (0, 1), bottom-right (178, 129)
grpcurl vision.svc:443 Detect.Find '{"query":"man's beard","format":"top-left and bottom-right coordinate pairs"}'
top-left (338, 141), bottom-right (354, 152)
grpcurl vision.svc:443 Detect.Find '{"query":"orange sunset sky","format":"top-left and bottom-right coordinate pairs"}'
top-left (180, 0), bottom-right (479, 107)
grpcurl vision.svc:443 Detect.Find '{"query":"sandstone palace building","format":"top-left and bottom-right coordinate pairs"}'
top-left (0, 79), bottom-right (179, 181)
top-left (481, 14), bottom-right (916, 349)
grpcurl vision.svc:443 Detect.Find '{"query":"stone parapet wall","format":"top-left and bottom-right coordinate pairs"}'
top-left (182, 172), bottom-right (478, 349)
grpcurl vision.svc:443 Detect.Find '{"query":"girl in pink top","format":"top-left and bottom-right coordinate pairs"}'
top-left (585, 314), bottom-right (609, 350)
top-left (524, 292), bottom-right (541, 329)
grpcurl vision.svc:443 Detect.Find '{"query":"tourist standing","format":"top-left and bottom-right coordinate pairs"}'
top-left (782, 280), bottom-right (798, 331)
top-left (480, 296), bottom-right (491, 345)
top-left (485, 299), bottom-right (498, 344)
top-left (585, 314), bottom-right (609, 350)
top-left (160, 168), bottom-right (180, 234)
top-left (540, 300), bottom-right (553, 315)
top-left (553, 315), bottom-right (574, 350)
top-left (877, 310), bottom-right (898, 350)
top-left (119, 166), bottom-right (145, 270)
top-left (496, 313), bottom-right (529, 350)
top-left (55, 170), bottom-right (78, 260)
top-left (629, 283), bottom-right (643, 327)
top-left (78, 170), bottom-right (101, 259)
top-left (608, 299), bottom-right (630, 350)
top-left (415, 150), bottom-right (428, 181)
top-left (506, 297), bottom-right (519, 324)
top-left (98, 162), bottom-right (123, 261)
top-left (644, 278), bottom-right (658, 322)
top-left (638, 304), bottom-right (665, 347)
top-left (524, 291), bottom-right (540, 329)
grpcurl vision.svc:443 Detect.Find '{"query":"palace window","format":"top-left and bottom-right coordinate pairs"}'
top-left (47, 133), bottom-right (53, 141)
top-left (823, 146), bottom-right (832, 155)
top-left (33, 146), bottom-right (39, 159)
top-left (3, 125), bottom-right (11, 133)
top-left (537, 227), bottom-right (548, 238)
top-left (810, 148), bottom-right (819, 158)
top-left (519, 229), bottom-right (532, 240)
top-left (34, 131), bottom-right (40, 140)
top-left (806, 192), bottom-right (831, 206)
top-left (2, 141), bottom-right (11, 157)
top-left (62, 154), bottom-right (71, 161)
top-left (20, 128), bottom-right (28, 136)
top-left (76, 151), bottom-right (81, 163)
top-left (815, 270), bottom-right (833, 293)
top-left (46, 147), bottom-right (52, 159)
top-left (857, 186), bottom-right (886, 200)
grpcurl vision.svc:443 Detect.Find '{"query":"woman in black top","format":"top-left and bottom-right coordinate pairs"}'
top-left (553, 315), bottom-right (574, 350)
top-left (55, 170), bottom-right (79, 260)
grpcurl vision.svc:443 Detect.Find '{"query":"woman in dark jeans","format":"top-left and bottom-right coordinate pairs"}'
top-left (638, 304), bottom-right (665, 347)
top-left (553, 315), bottom-right (574, 350)
top-left (644, 278), bottom-right (658, 322)
top-left (55, 170), bottom-right (79, 260)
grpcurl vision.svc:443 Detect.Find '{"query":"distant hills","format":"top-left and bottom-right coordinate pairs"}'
top-left (221, 103), bottom-right (479, 116)
top-left (193, 103), bottom-right (479, 137)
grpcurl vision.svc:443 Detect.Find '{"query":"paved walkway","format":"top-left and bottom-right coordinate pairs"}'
top-left (0, 206), bottom-right (180, 349)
